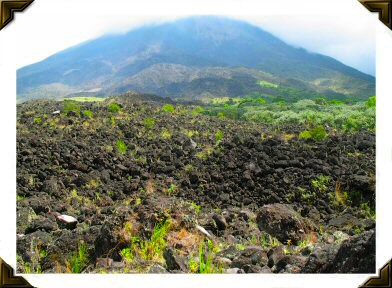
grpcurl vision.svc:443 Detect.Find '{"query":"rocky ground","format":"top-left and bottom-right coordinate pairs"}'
top-left (16, 94), bottom-right (376, 274)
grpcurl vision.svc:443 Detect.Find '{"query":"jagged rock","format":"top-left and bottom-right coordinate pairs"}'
top-left (212, 214), bottom-right (228, 231)
top-left (257, 203), bottom-right (315, 244)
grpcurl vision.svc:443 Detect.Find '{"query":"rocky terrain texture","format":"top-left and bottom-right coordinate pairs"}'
top-left (16, 95), bottom-right (375, 274)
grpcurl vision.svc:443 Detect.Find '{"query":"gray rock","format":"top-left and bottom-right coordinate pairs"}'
top-left (163, 247), bottom-right (187, 272)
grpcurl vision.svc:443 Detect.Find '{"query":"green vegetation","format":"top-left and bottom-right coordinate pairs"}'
top-left (63, 100), bottom-right (81, 114)
top-left (83, 110), bottom-right (93, 118)
top-left (311, 175), bottom-right (331, 194)
top-left (258, 80), bottom-right (279, 88)
top-left (116, 140), bottom-right (127, 154)
top-left (107, 102), bottom-right (122, 113)
top-left (33, 117), bottom-right (42, 124)
top-left (203, 97), bottom-right (375, 132)
top-left (143, 117), bottom-right (155, 129)
top-left (162, 104), bottom-right (175, 113)
top-left (67, 242), bottom-right (88, 273)
top-left (198, 240), bottom-right (221, 273)
top-left (215, 130), bottom-right (224, 144)
top-left (366, 96), bottom-right (376, 108)
top-left (121, 220), bottom-right (171, 263)
top-left (299, 125), bottom-right (328, 141)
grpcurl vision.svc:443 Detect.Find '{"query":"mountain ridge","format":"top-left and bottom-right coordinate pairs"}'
top-left (17, 16), bottom-right (375, 102)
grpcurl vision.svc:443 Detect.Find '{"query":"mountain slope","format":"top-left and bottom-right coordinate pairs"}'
top-left (17, 16), bottom-right (375, 102)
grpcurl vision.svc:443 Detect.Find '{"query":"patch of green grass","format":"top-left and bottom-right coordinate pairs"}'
top-left (198, 240), bottom-right (222, 273)
top-left (360, 202), bottom-right (376, 219)
top-left (121, 220), bottom-right (170, 262)
top-left (162, 104), bottom-right (175, 113)
top-left (67, 242), bottom-right (88, 273)
top-left (107, 102), bottom-right (122, 113)
top-left (116, 140), bottom-right (127, 154)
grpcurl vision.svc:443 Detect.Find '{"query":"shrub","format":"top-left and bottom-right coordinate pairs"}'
top-left (366, 96), bottom-right (376, 108)
top-left (299, 125), bottom-right (327, 141)
top-left (33, 117), bottom-right (42, 124)
top-left (116, 140), bottom-right (127, 154)
top-left (162, 104), bottom-right (175, 113)
top-left (215, 130), bottom-right (224, 144)
top-left (143, 117), bottom-right (155, 129)
top-left (83, 110), bottom-right (93, 118)
top-left (107, 102), bottom-right (121, 113)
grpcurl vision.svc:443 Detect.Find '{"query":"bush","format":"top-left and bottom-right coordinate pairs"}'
top-left (83, 110), bottom-right (93, 118)
top-left (108, 102), bottom-right (121, 113)
top-left (143, 117), bottom-right (155, 129)
top-left (116, 140), bottom-right (127, 154)
top-left (162, 104), bottom-right (175, 113)
top-left (299, 125), bottom-right (327, 141)
top-left (366, 96), bottom-right (376, 108)
top-left (33, 117), bottom-right (42, 124)
top-left (215, 130), bottom-right (224, 144)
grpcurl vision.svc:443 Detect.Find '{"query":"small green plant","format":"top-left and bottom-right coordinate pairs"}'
top-left (107, 102), bottom-right (121, 113)
top-left (190, 202), bottom-right (201, 214)
top-left (162, 104), bottom-right (175, 113)
top-left (83, 110), bottom-right (93, 118)
top-left (199, 240), bottom-right (221, 273)
top-left (120, 247), bottom-right (134, 263)
top-left (360, 202), bottom-right (376, 219)
top-left (33, 117), bottom-right (42, 124)
top-left (138, 220), bottom-right (170, 261)
top-left (116, 140), bottom-right (127, 154)
top-left (143, 117), bottom-right (155, 129)
top-left (215, 130), bottom-right (224, 144)
top-left (167, 183), bottom-right (177, 195)
top-left (189, 257), bottom-right (199, 273)
top-left (311, 175), bottom-right (331, 193)
top-left (68, 242), bottom-right (88, 273)
top-left (161, 129), bottom-right (172, 139)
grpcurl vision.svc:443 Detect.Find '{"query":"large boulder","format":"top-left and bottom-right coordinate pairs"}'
top-left (256, 204), bottom-right (315, 244)
top-left (326, 229), bottom-right (375, 273)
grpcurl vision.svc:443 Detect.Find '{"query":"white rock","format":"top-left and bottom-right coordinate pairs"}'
top-left (52, 110), bottom-right (61, 115)
top-left (195, 224), bottom-right (212, 239)
top-left (56, 214), bottom-right (77, 224)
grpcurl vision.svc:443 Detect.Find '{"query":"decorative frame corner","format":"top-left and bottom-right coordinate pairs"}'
top-left (0, 0), bottom-right (34, 31)
top-left (0, 258), bottom-right (35, 288)
top-left (359, 259), bottom-right (392, 288)
top-left (359, 0), bottom-right (392, 29)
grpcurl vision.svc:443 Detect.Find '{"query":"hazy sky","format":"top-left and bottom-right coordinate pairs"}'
top-left (13, 0), bottom-right (377, 75)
